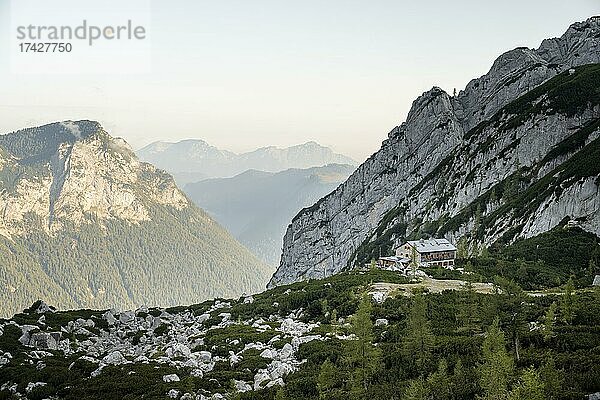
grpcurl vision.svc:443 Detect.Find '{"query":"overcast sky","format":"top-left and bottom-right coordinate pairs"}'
top-left (0, 0), bottom-right (599, 161)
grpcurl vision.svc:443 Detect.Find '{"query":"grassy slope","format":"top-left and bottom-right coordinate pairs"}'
top-left (0, 205), bottom-right (272, 318)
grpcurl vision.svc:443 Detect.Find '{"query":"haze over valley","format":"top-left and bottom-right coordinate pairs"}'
top-left (1, 5), bottom-right (600, 400)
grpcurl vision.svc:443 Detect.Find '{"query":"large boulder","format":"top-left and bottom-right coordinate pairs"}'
top-left (198, 351), bottom-right (212, 363)
top-left (234, 380), bottom-right (252, 392)
top-left (254, 370), bottom-right (271, 390)
top-left (163, 374), bottom-right (180, 383)
top-left (32, 301), bottom-right (55, 314)
top-left (278, 343), bottom-right (294, 360)
top-left (166, 343), bottom-right (191, 359)
top-left (103, 311), bottom-right (117, 326)
top-left (102, 351), bottom-right (127, 365)
top-left (269, 361), bottom-right (294, 380)
top-left (119, 311), bottom-right (135, 324)
top-left (29, 332), bottom-right (60, 350)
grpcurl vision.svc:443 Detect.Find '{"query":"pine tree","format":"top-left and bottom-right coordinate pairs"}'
top-left (588, 257), bottom-right (597, 277)
top-left (452, 359), bottom-right (473, 400)
top-left (369, 259), bottom-right (377, 271)
top-left (480, 246), bottom-right (491, 260)
top-left (426, 359), bottom-right (451, 400)
top-left (318, 359), bottom-right (339, 399)
top-left (402, 377), bottom-right (428, 400)
top-left (403, 291), bottom-right (435, 374)
top-left (345, 294), bottom-right (381, 399)
top-left (479, 318), bottom-right (514, 400)
top-left (456, 281), bottom-right (481, 334)
top-left (474, 203), bottom-right (483, 235)
top-left (560, 277), bottom-right (576, 325)
top-left (542, 302), bottom-right (557, 342)
top-left (539, 356), bottom-right (563, 400)
top-left (330, 309), bottom-right (338, 326)
top-left (275, 388), bottom-right (287, 400)
top-left (457, 237), bottom-right (469, 260)
top-left (495, 277), bottom-right (526, 361)
top-left (410, 246), bottom-right (419, 279)
top-left (489, 188), bottom-right (498, 206)
top-left (509, 367), bottom-right (545, 400)
top-left (504, 164), bottom-right (521, 203)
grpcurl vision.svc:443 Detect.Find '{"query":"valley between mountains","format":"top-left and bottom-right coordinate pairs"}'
top-left (1, 16), bottom-right (600, 400)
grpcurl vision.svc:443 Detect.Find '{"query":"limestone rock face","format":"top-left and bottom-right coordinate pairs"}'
top-left (0, 121), bottom-right (188, 238)
top-left (270, 17), bottom-right (600, 287)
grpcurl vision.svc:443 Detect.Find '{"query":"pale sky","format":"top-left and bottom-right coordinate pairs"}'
top-left (0, 0), bottom-right (599, 161)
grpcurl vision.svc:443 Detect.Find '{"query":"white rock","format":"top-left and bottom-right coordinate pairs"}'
top-left (266, 378), bottom-right (285, 388)
top-left (198, 351), bottom-right (212, 362)
top-left (191, 369), bottom-right (204, 378)
top-left (102, 350), bottom-right (126, 365)
top-left (91, 365), bottom-right (105, 377)
top-left (25, 382), bottom-right (47, 393)
top-left (166, 343), bottom-right (191, 359)
top-left (136, 305), bottom-right (149, 315)
top-left (34, 301), bottom-right (55, 314)
top-left (254, 370), bottom-right (271, 390)
top-left (260, 349), bottom-right (275, 359)
top-left (103, 311), bottom-right (117, 326)
top-left (375, 318), bottom-right (388, 327)
top-left (234, 379), bottom-right (252, 392)
top-left (218, 313), bottom-right (231, 322)
top-left (278, 343), bottom-right (294, 360)
top-left (163, 374), bottom-right (180, 383)
top-left (18, 325), bottom-right (38, 346)
top-left (371, 292), bottom-right (385, 304)
top-left (197, 314), bottom-right (211, 324)
top-left (119, 311), bottom-right (135, 324)
top-left (0, 352), bottom-right (12, 367)
top-left (269, 361), bottom-right (293, 380)
top-left (1, 382), bottom-right (17, 394)
top-left (167, 388), bottom-right (180, 398)
top-left (229, 351), bottom-right (242, 366)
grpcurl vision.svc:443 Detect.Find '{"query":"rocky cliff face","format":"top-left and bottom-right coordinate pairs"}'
top-left (0, 121), bottom-right (187, 238)
top-left (0, 121), bottom-right (271, 318)
top-left (270, 17), bottom-right (600, 287)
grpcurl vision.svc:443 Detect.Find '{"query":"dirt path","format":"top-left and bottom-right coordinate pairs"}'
top-left (369, 277), bottom-right (497, 301)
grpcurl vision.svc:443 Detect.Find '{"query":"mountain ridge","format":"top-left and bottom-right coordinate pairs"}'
top-left (0, 121), bottom-right (271, 317)
top-left (270, 17), bottom-right (600, 288)
top-left (137, 138), bottom-right (357, 185)
top-left (184, 163), bottom-right (355, 266)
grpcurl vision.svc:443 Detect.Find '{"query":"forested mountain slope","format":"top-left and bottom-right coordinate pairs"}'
top-left (0, 121), bottom-right (271, 318)
top-left (184, 164), bottom-right (355, 266)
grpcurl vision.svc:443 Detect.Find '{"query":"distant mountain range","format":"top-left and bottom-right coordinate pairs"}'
top-left (184, 164), bottom-right (355, 266)
top-left (137, 139), bottom-right (357, 186)
top-left (0, 121), bottom-right (271, 317)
